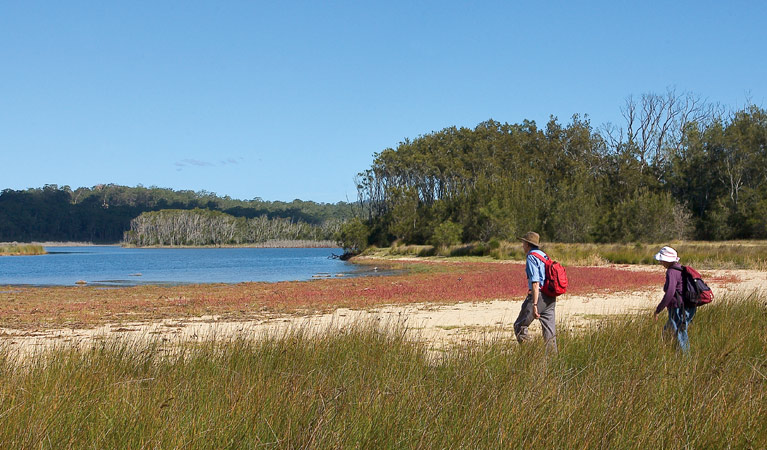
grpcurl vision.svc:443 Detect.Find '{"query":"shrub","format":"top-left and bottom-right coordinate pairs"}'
top-left (335, 218), bottom-right (370, 254)
top-left (431, 221), bottom-right (463, 247)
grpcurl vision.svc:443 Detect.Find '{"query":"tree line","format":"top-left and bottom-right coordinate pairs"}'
top-left (348, 91), bottom-right (767, 248)
top-left (0, 184), bottom-right (354, 243)
top-left (123, 209), bottom-right (342, 246)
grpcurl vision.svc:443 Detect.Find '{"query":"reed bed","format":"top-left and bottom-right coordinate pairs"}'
top-left (0, 244), bottom-right (46, 256)
top-left (373, 240), bottom-right (767, 269)
top-left (1, 293), bottom-right (764, 448)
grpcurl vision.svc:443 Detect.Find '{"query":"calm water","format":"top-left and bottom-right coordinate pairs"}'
top-left (0, 246), bottom-right (375, 286)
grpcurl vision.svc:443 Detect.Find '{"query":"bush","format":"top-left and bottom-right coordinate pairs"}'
top-left (600, 190), bottom-right (693, 243)
top-left (431, 221), bottom-right (463, 247)
top-left (335, 218), bottom-right (370, 254)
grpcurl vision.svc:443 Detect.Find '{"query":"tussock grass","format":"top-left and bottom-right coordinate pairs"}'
top-left (0, 244), bottom-right (46, 256)
top-left (370, 240), bottom-right (767, 269)
top-left (1, 295), bottom-right (765, 448)
top-left (540, 241), bottom-right (767, 269)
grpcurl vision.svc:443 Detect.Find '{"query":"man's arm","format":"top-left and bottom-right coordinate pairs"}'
top-left (531, 281), bottom-right (540, 319)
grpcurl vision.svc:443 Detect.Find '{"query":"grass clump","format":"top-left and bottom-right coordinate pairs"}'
top-left (543, 241), bottom-right (767, 269)
top-left (0, 244), bottom-right (46, 256)
top-left (1, 294), bottom-right (766, 448)
top-left (366, 240), bottom-right (767, 269)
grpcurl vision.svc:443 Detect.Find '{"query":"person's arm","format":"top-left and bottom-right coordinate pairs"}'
top-left (527, 252), bottom-right (544, 319)
top-left (654, 270), bottom-right (675, 317)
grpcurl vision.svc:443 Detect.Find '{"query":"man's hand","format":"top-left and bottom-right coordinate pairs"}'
top-left (533, 304), bottom-right (540, 319)
top-left (531, 282), bottom-right (541, 319)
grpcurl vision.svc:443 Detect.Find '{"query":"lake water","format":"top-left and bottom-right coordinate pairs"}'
top-left (0, 246), bottom-right (375, 286)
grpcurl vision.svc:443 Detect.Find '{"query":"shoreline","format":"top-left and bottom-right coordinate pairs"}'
top-left (0, 259), bottom-right (745, 329)
top-left (122, 240), bottom-right (339, 249)
top-left (3, 240), bottom-right (340, 249)
top-left (0, 265), bottom-right (758, 355)
top-left (0, 241), bottom-right (119, 247)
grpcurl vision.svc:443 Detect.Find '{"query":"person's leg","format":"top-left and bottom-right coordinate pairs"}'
top-left (663, 308), bottom-right (677, 342)
top-left (514, 294), bottom-right (535, 343)
top-left (671, 308), bottom-right (690, 353)
top-left (538, 294), bottom-right (557, 353)
top-left (678, 305), bottom-right (697, 352)
top-left (685, 305), bottom-right (697, 324)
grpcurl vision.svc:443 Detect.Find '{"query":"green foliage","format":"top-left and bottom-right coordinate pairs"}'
top-left (387, 186), bottom-right (421, 242)
top-left (357, 102), bottom-right (767, 244)
top-left (598, 189), bottom-right (693, 243)
top-left (670, 105), bottom-right (767, 239)
top-left (1, 295), bottom-right (765, 447)
top-left (0, 184), bottom-right (356, 243)
top-left (431, 221), bottom-right (463, 247)
top-left (544, 177), bottom-right (602, 243)
top-left (335, 217), bottom-right (370, 253)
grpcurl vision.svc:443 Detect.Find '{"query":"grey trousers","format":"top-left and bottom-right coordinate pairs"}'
top-left (514, 292), bottom-right (557, 352)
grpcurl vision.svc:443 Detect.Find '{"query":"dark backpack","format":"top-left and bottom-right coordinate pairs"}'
top-left (531, 252), bottom-right (568, 297)
top-left (674, 265), bottom-right (714, 307)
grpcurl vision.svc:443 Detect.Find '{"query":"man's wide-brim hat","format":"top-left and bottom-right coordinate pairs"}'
top-left (517, 231), bottom-right (540, 247)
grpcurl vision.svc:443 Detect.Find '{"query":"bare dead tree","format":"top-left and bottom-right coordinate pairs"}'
top-left (602, 89), bottom-right (722, 179)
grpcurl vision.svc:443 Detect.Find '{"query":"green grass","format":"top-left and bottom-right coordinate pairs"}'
top-left (1, 293), bottom-right (765, 448)
top-left (0, 244), bottom-right (46, 256)
top-left (367, 240), bottom-right (767, 269)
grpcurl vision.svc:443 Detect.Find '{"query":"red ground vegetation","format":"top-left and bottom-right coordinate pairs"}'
top-left (0, 261), bottom-right (720, 329)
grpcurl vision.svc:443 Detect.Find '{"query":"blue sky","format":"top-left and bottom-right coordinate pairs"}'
top-left (1, 1), bottom-right (765, 203)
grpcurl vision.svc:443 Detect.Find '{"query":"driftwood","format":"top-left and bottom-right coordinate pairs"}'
top-left (330, 251), bottom-right (355, 260)
top-left (339, 252), bottom-right (355, 261)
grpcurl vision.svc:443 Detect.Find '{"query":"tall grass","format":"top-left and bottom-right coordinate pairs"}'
top-left (1, 293), bottom-right (765, 448)
top-left (536, 241), bottom-right (767, 269)
top-left (369, 240), bottom-right (767, 269)
top-left (0, 244), bottom-right (46, 256)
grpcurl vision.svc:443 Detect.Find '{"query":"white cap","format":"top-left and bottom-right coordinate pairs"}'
top-left (654, 246), bottom-right (680, 263)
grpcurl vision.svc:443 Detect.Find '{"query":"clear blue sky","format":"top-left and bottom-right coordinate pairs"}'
top-left (1, 1), bottom-right (765, 203)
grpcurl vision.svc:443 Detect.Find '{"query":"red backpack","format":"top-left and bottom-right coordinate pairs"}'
top-left (531, 252), bottom-right (568, 297)
top-left (673, 265), bottom-right (714, 307)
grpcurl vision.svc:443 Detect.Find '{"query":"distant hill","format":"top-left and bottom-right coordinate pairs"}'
top-left (0, 184), bottom-right (357, 243)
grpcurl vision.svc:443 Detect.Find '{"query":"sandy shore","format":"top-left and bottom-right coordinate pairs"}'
top-left (1, 265), bottom-right (762, 358)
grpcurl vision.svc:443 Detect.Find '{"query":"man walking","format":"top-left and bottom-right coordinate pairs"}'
top-left (513, 231), bottom-right (557, 352)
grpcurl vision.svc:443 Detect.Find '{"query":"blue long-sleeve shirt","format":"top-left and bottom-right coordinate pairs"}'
top-left (655, 263), bottom-right (683, 314)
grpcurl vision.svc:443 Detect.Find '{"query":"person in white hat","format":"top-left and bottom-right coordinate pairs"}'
top-left (653, 246), bottom-right (696, 352)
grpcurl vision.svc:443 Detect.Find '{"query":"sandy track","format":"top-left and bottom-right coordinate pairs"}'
top-left (1, 267), bottom-right (763, 356)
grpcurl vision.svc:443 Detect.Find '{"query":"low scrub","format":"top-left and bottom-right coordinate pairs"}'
top-left (1, 294), bottom-right (765, 447)
top-left (369, 240), bottom-right (767, 269)
top-left (0, 244), bottom-right (46, 256)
